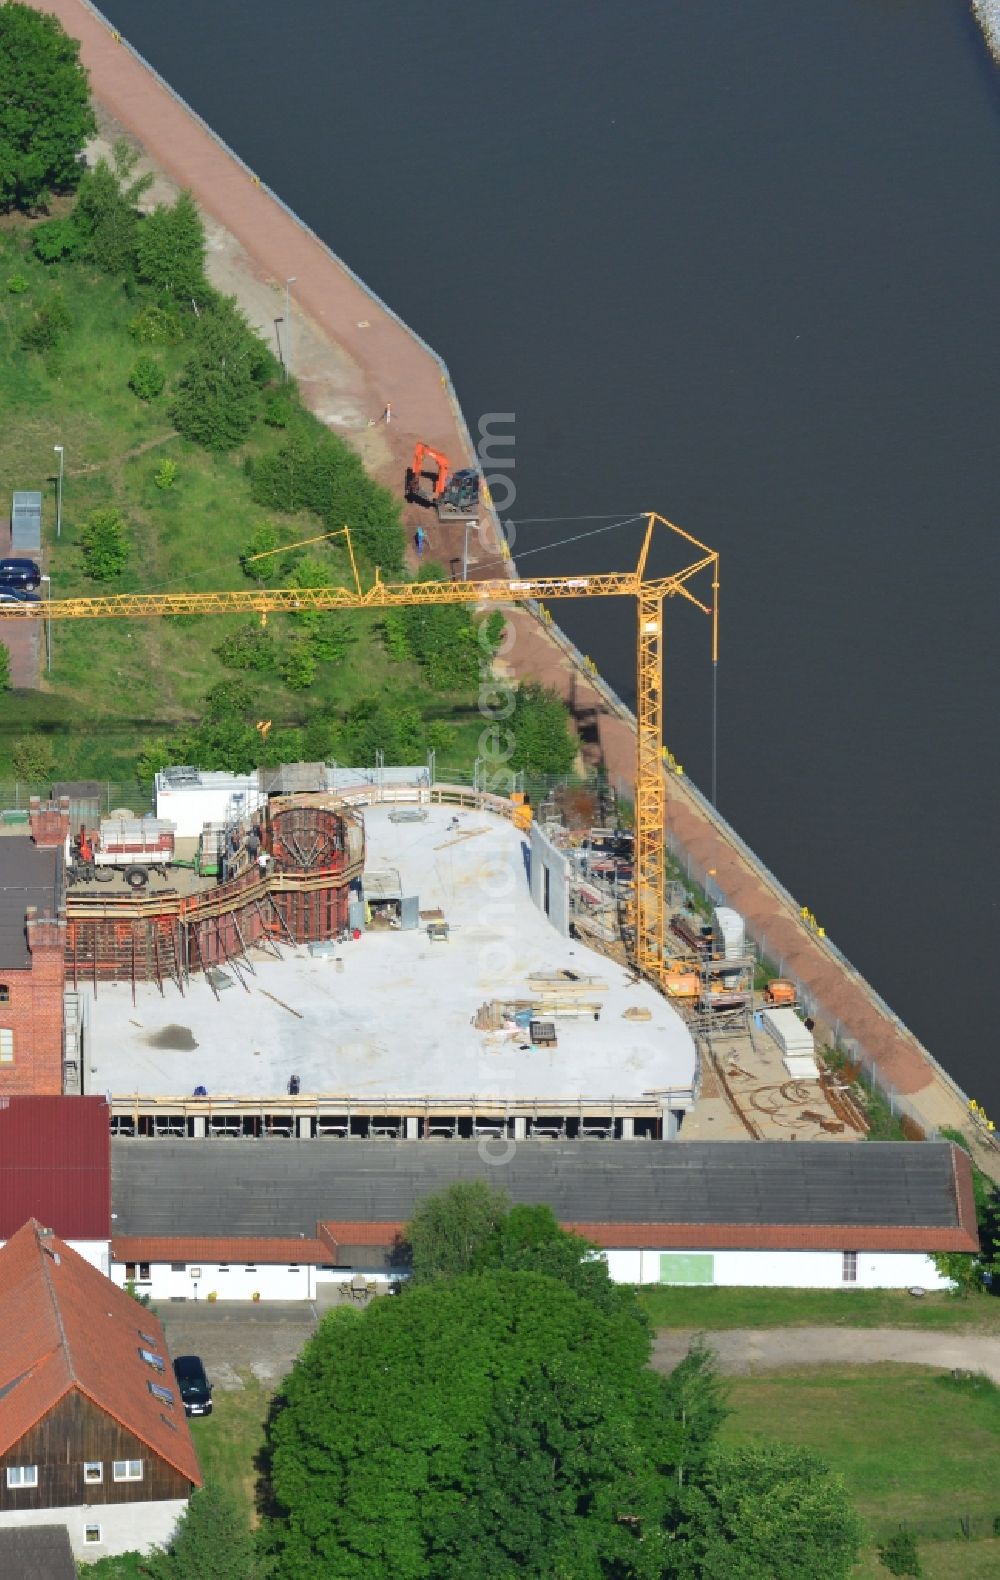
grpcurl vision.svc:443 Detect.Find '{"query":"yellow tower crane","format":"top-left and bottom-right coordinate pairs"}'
top-left (0, 511), bottom-right (718, 983)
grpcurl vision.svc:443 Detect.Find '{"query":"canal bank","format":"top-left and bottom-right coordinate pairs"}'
top-left (32, 0), bottom-right (998, 1180)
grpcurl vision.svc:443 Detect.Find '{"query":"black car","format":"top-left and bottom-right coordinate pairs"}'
top-left (173, 1354), bottom-right (213, 1416)
top-left (0, 588), bottom-right (39, 604)
top-left (0, 558), bottom-right (41, 591)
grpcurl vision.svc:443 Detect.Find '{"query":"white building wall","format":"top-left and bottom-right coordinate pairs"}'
top-left (110, 1260), bottom-right (314, 1302)
top-left (601, 1247), bottom-right (952, 1291)
top-left (0, 1497), bottom-right (188, 1560)
top-left (66, 1240), bottom-right (111, 1276)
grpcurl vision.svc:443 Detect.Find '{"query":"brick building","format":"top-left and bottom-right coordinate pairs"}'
top-left (0, 801), bottom-right (68, 1096)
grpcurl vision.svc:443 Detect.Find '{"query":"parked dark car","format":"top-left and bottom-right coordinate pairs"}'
top-left (0, 558), bottom-right (41, 591)
top-left (0, 588), bottom-right (39, 604)
top-left (173, 1354), bottom-right (213, 1417)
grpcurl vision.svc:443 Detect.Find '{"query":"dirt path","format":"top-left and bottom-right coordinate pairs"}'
top-left (26, 0), bottom-right (993, 1171)
top-left (652, 1325), bottom-right (1000, 1382)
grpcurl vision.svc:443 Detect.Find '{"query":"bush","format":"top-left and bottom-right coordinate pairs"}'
top-left (153, 459), bottom-right (177, 491)
top-left (81, 508), bottom-right (129, 581)
top-left (280, 642), bottom-right (317, 691)
top-left (19, 291), bottom-right (72, 352)
top-left (264, 388), bottom-right (294, 428)
top-left (880, 1529), bottom-right (922, 1576)
top-left (31, 216), bottom-right (81, 263)
top-left (215, 623), bottom-right (275, 673)
top-left (0, 643), bottom-right (9, 692)
top-left (128, 355), bottom-right (166, 401)
top-left (6, 273), bottom-right (28, 294)
top-left (240, 522), bottom-right (279, 582)
top-left (11, 735), bottom-right (54, 782)
top-left (128, 301), bottom-right (187, 345)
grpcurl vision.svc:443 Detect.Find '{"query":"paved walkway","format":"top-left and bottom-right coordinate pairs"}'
top-left (32, 0), bottom-right (993, 1175)
top-left (652, 1325), bottom-right (1000, 1383)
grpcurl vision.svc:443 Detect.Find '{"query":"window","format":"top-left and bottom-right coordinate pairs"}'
top-left (0, 1029), bottom-right (13, 1065)
top-left (170, 1262), bottom-right (186, 1273)
top-left (139, 1330), bottom-right (157, 1346)
top-left (842, 1251), bottom-right (859, 1284)
top-left (160, 1411), bottom-right (177, 1433)
top-left (0, 984), bottom-right (8, 1002)
top-left (217, 1264), bottom-right (230, 1273)
top-left (113, 1460), bottom-right (143, 1482)
top-left (83, 1461), bottom-right (103, 1484)
top-left (139, 1348), bottom-right (164, 1372)
top-left (6, 1465), bottom-right (38, 1488)
top-left (84, 1525), bottom-right (102, 1546)
top-left (244, 1265), bottom-right (257, 1273)
top-left (288, 1265), bottom-right (299, 1272)
top-left (125, 1263), bottom-right (151, 1284)
top-left (148, 1381), bottom-right (174, 1406)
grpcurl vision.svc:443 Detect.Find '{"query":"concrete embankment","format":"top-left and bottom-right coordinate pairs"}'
top-left (33, 0), bottom-right (998, 1181)
top-left (972, 1), bottom-right (1000, 65)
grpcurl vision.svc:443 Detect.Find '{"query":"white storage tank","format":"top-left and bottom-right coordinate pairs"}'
top-left (713, 906), bottom-right (745, 960)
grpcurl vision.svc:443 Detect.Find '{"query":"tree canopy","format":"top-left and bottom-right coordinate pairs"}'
top-left (0, 5), bottom-right (95, 211)
top-left (137, 191), bottom-right (207, 301)
top-left (262, 1271), bottom-right (658, 1579)
top-left (509, 682), bottom-right (578, 776)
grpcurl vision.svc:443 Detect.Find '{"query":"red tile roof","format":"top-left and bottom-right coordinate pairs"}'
top-left (316, 1217), bottom-right (978, 1256)
top-left (0, 1097), bottom-right (110, 1241)
top-left (565, 1222), bottom-right (980, 1252)
top-left (112, 1236), bottom-right (327, 1265)
top-left (0, 1220), bottom-right (201, 1486)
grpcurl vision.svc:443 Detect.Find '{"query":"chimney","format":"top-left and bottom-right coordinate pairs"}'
top-left (29, 796), bottom-right (71, 849)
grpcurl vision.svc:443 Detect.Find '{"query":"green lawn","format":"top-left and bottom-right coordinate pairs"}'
top-left (722, 1364), bottom-right (1000, 1575)
top-left (638, 1284), bottom-right (1000, 1331)
top-left (0, 224), bottom-right (487, 790)
top-left (189, 1377), bottom-right (272, 1525)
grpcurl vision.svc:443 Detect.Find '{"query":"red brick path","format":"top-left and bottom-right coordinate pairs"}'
top-left (26, 1), bottom-right (984, 1154)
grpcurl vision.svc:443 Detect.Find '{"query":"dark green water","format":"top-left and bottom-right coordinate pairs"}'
top-left (97, 0), bottom-right (1000, 1112)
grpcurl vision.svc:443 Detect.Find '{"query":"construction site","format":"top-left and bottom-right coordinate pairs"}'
top-left (0, 506), bottom-right (876, 1148)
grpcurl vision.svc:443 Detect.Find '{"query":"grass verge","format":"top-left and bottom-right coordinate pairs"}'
top-left (721, 1364), bottom-right (1000, 1576)
top-left (638, 1284), bottom-right (1000, 1331)
top-left (188, 1376), bottom-right (272, 1525)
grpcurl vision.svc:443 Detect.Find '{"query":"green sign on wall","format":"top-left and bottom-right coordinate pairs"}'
top-left (659, 1252), bottom-right (715, 1285)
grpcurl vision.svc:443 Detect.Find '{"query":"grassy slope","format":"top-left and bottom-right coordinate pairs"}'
top-left (721, 1365), bottom-right (1000, 1576)
top-left (0, 226), bottom-right (484, 789)
top-left (189, 1379), bottom-right (272, 1526)
top-left (638, 1284), bottom-right (1000, 1331)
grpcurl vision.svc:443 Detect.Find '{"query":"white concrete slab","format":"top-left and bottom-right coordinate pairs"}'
top-left (84, 805), bottom-right (695, 1105)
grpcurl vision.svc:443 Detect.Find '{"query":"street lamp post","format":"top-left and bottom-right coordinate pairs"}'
top-left (53, 445), bottom-right (64, 539)
top-left (284, 278), bottom-right (296, 380)
top-left (40, 575), bottom-right (51, 674)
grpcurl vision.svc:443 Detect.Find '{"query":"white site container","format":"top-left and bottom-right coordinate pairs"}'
top-left (761, 1006), bottom-right (815, 1058)
top-left (713, 906), bottom-right (745, 960)
top-left (155, 769), bottom-right (262, 838)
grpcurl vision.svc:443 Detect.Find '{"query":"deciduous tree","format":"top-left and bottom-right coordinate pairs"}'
top-left (677, 1441), bottom-right (863, 1580)
top-left (136, 191), bottom-right (206, 301)
top-left (0, 5), bottom-right (95, 211)
top-left (509, 682), bottom-right (578, 776)
top-left (405, 1180), bottom-right (509, 1281)
top-left (262, 1271), bottom-right (654, 1579)
top-left (81, 508), bottom-right (129, 581)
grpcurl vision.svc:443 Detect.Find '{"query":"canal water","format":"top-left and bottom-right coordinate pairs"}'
top-left (96, 0), bottom-right (1000, 1113)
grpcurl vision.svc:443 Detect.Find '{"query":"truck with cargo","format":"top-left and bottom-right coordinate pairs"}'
top-left (68, 816), bottom-right (176, 890)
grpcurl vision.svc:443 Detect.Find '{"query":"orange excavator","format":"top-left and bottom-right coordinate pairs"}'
top-left (405, 442), bottom-right (481, 518)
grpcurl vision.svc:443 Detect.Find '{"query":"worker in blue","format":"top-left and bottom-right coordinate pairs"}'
top-left (414, 525), bottom-right (426, 558)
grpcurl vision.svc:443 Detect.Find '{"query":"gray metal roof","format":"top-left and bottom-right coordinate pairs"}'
top-left (111, 1139), bottom-right (963, 1237)
top-left (0, 1526), bottom-right (76, 1580)
top-left (0, 839), bottom-right (61, 969)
